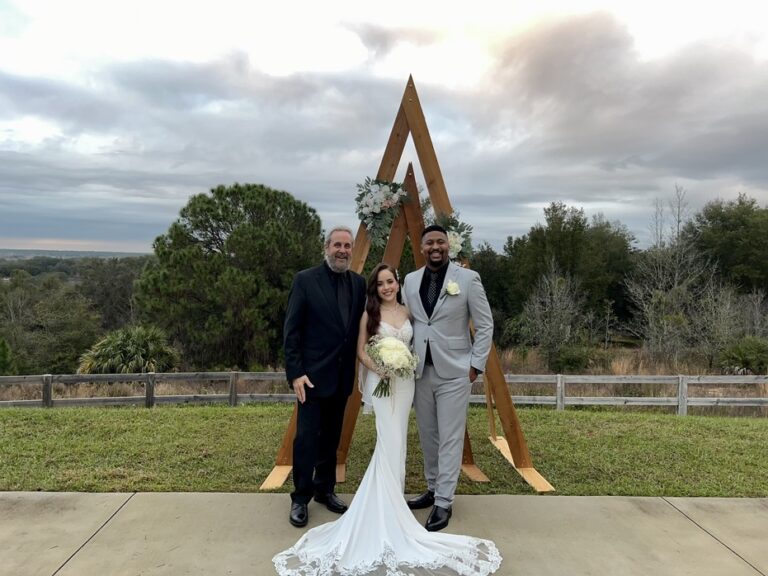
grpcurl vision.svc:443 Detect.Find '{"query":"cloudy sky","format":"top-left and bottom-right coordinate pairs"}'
top-left (1, 0), bottom-right (767, 253)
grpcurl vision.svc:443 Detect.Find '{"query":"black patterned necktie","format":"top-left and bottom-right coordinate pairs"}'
top-left (427, 270), bottom-right (438, 312)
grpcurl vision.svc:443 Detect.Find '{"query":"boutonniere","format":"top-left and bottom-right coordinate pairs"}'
top-left (445, 280), bottom-right (460, 296)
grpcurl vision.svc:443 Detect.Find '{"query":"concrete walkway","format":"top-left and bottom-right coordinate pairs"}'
top-left (1, 492), bottom-right (766, 576)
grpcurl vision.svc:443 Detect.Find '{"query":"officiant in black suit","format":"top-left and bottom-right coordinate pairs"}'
top-left (283, 225), bottom-right (366, 528)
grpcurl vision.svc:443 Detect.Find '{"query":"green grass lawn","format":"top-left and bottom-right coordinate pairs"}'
top-left (1, 404), bottom-right (766, 496)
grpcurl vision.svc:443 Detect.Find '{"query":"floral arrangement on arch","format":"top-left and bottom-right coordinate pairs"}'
top-left (355, 177), bottom-right (408, 248)
top-left (421, 197), bottom-right (474, 262)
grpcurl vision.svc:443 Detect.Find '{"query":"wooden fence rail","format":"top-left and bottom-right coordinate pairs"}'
top-left (1, 372), bottom-right (766, 414)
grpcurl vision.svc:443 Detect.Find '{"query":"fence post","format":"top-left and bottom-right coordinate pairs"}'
top-left (677, 375), bottom-right (688, 416)
top-left (229, 371), bottom-right (239, 406)
top-left (146, 372), bottom-right (156, 408)
top-left (556, 374), bottom-right (565, 411)
top-left (42, 374), bottom-right (53, 408)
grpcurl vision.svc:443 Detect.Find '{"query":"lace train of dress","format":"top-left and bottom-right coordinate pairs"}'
top-left (272, 321), bottom-right (502, 576)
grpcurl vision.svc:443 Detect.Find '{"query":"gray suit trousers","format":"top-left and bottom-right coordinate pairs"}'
top-left (414, 364), bottom-right (472, 509)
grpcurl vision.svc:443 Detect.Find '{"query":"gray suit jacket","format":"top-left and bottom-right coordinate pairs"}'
top-left (403, 262), bottom-right (494, 380)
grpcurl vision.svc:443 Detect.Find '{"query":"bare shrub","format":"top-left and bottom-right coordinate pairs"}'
top-left (520, 259), bottom-right (585, 368)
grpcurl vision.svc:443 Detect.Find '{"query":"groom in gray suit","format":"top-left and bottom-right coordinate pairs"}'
top-left (402, 224), bottom-right (494, 532)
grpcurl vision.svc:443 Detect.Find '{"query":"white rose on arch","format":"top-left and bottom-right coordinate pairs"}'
top-left (447, 231), bottom-right (463, 259)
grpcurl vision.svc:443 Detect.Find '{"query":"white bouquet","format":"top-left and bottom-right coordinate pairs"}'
top-left (365, 335), bottom-right (418, 397)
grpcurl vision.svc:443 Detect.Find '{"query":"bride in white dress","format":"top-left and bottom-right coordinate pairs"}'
top-left (273, 263), bottom-right (501, 576)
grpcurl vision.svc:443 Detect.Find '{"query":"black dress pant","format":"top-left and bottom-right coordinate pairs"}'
top-left (291, 390), bottom-right (348, 504)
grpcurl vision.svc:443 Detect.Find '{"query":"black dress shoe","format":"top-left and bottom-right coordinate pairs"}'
top-left (289, 502), bottom-right (308, 527)
top-left (425, 505), bottom-right (452, 532)
top-left (407, 490), bottom-right (435, 510)
top-left (314, 492), bottom-right (348, 514)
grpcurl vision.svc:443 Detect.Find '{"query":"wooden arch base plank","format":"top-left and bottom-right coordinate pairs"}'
top-left (259, 407), bottom-right (295, 489)
top-left (485, 347), bottom-right (555, 492)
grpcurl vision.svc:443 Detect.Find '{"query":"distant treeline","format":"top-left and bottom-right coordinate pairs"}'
top-left (0, 248), bottom-right (146, 261)
top-left (0, 249), bottom-right (152, 276)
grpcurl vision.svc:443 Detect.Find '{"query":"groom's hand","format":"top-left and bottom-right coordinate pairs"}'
top-left (292, 375), bottom-right (314, 403)
top-left (469, 367), bottom-right (479, 383)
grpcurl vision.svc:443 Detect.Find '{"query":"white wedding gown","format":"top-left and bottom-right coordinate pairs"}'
top-left (272, 320), bottom-right (502, 576)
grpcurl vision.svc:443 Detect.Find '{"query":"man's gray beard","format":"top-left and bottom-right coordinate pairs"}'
top-left (325, 253), bottom-right (350, 273)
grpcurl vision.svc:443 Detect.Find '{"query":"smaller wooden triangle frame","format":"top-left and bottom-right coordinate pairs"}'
top-left (261, 76), bottom-right (554, 493)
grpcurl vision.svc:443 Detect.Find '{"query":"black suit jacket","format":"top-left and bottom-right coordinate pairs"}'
top-left (283, 264), bottom-right (366, 398)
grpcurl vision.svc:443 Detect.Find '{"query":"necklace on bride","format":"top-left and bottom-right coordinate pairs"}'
top-left (380, 303), bottom-right (399, 312)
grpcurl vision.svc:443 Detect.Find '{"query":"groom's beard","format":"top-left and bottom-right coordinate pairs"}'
top-left (426, 249), bottom-right (448, 269)
top-left (325, 253), bottom-right (351, 273)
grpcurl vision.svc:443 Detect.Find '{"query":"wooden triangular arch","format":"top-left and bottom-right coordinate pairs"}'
top-left (261, 76), bottom-right (553, 493)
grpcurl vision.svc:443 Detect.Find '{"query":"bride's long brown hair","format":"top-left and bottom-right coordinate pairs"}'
top-left (366, 263), bottom-right (403, 338)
